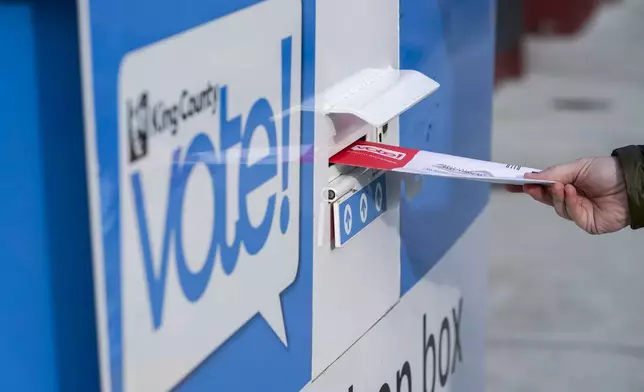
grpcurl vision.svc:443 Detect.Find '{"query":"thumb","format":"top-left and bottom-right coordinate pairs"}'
top-left (525, 159), bottom-right (586, 184)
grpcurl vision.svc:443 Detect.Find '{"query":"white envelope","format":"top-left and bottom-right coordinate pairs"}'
top-left (330, 140), bottom-right (554, 185)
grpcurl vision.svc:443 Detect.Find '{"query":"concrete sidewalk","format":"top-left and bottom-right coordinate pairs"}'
top-left (486, 1), bottom-right (644, 391)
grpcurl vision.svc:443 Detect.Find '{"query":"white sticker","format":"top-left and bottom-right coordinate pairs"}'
top-left (303, 282), bottom-right (464, 392)
top-left (117, 0), bottom-right (302, 390)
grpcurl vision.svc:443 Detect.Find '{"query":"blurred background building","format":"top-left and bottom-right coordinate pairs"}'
top-left (488, 0), bottom-right (644, 390)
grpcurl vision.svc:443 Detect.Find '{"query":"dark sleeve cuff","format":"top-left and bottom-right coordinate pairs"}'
top-left (612, 145), bottom-right (644, 230)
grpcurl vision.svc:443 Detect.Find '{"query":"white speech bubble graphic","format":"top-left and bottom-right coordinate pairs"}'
top-left (116, 1), bottom-right (302, 391)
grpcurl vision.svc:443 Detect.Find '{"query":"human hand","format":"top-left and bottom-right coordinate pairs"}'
top-left (506, 157), bottom-right (630, 234)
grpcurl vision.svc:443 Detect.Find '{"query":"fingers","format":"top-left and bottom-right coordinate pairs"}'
top-left (523, 184), bottom-right (554, 206)
top-left (551, 182), bottom-right (571, 220)
top-left (513, 179), bottom-right (593, 231)
top-left (563, 184), bottom-right (583, 223)
top-left (505, 185), bottom-right (524, 193)
top-left (522, 159), bottom-right (588, 222)
top-left (524, 183), bottom-right (573, 221)
top-left (525, 159), bottom-right (588, 183)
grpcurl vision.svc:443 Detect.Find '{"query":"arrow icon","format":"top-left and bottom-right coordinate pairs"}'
top-left (374, 182), bottom-right (383, 212)
top-left (343, 204), bottom-right (352, 234)
top-left (359, 193), bottom-right (368, 223)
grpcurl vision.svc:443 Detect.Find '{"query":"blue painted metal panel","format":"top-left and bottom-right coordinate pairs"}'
top-left (0, 5), bottom-right (57, 391)
top-left (0, 0), bottom-right (98, 391)
top-left (0, 0), bottom-right (493, 389)
top-left (399, 0), bottom-right (495, 295)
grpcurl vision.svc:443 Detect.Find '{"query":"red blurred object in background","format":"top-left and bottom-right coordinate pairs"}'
top-left (494, 43), bottom-right (523, 87)
top-left (524, 0), bottom-right (600, 35)
top-left (494, 0), bottom-right (617, 86)
top-left (494, 0), bottom-right (525, 86)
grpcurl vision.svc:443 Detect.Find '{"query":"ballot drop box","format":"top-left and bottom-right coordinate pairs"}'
top-left (0, 0), bottom-right (494, 390)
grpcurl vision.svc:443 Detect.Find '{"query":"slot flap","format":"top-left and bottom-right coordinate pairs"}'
top-left (323, 67), bottom-right (440, 127)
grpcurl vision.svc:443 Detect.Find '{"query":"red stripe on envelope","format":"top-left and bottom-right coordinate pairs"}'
top-left (329, 140), bottom-right (419, 171)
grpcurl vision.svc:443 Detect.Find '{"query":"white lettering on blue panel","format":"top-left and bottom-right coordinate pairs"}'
top-left (333, 174), bottom-right (387, 248)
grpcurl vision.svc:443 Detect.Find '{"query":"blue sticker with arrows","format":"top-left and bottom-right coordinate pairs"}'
top-left (333, 174), bottom-right (388, 247)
